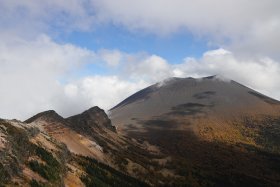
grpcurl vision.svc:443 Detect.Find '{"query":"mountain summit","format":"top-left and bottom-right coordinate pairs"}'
top-left (110, 75), bottom-right (280, 128)
top-left (109, 75), bottom-right (280, 186)
top-left (66, 106), bottom-right (116, 133)
top-left (25, 110), bottom-right (64, 124)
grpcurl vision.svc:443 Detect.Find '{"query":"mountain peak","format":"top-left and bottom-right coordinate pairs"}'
top-left (201, 74), bottom-right (231, 82)
top-left (25, 110), bottom-right (64, 124)
top-left (110, 75), bottom-right (280, 128)
top-left (67, 106), bottom-right (116, 132)
top-left (156, 75), bottom-right (231, 88)
top-left (202, 75), bottom-right (217, 79)
top-left (83, 106), bottom-right (104, 114)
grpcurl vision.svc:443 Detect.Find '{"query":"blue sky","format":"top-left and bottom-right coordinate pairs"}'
top-left (59, 24), bottom-right (210, 64)
top-left (0, 0), bottom-right (279, 119)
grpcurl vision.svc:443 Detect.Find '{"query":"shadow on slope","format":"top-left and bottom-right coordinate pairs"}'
top-left (193, 91), bottom-right (216, 100)
top-left (169, 102), bottom-right (214, 116)
top-left (125, 117), bottom-right (280, 187)
top-left (248, 91), bottom-right (280, 105)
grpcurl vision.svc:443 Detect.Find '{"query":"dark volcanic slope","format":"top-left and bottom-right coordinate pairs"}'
top-left (109, 75), bottom-right (280, 186)
top-left (25, 110), bottom-right (64, 124)
top-left (66, 106), bottom-right (116, 133)
top-left (110, 75), bottom-right (280, 127)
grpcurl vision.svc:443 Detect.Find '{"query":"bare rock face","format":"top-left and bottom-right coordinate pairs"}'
top-left (25, 107), bottom-right (116, 133)
top-left (25, 110), bottom-right (64, 124)
top-left (66, 106), bottom-right (116, 133)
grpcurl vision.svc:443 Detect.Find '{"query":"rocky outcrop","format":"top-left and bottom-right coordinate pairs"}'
top-left (66, 106), bottom-right (116, 133)
top-left (25, 110), bottom-right (64, 124)
top-left (25, 107), bottom-right (116, 133)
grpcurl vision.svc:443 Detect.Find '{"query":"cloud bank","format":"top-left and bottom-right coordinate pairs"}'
top-left (0, 34), bottom-right (94, 119)
top-left (93, 0), bottom-right (280, 58)
top-left (2, 0), bottom-right (279, 59)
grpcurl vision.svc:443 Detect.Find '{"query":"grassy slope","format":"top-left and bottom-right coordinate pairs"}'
top-left (0, 120), bottom-right (147, 187)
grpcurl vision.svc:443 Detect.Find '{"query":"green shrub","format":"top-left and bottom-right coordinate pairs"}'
top-left (28, 160), bottom-right (59, 182)
top-left (78, 156), bottom-right (149, 187)
top-left (30, 179), bottom-right (45, 187)
top-left (35, 146), bottom-right (60, 167)
top-left (0, 162), bottom-right (10, 184)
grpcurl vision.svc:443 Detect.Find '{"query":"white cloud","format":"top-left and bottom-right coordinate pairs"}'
top-left (98, 49), bottom-right (123, 67)
top-left (0, 33), bottom-right (168, 119)
top-left (0, 0), bottom-right (95, 36)
top-left (64, 84), bottom-right (78, 98)
top-left (0, 33), bottom-right (95, 120)
top-left (92, 0), bottom-right (280, 59)
top-left (125, 55), bottom-right (172, 82)
top-left (203, 48), bottom-right (231, 57)
top-left (1, 0), bottom-right (279, 59)
top-left (61, 76), bottom-right (148, 116)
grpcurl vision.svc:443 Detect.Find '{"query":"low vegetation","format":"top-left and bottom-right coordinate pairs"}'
top-left (0, 120), bottom-right (65, 186)
top-left (29, 179), bottom-right (46, 187)
top-left (0, 120), bottom-right (33, 185)
top-left (0, 119), bottom-right (150, 186)
top-left (77, 156), bottom-right (149, 187)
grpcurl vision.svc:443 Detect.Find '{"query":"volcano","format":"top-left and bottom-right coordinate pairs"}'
top-left (110, 75), bottom-right (280, 127)
top-left (109, 75), bottom-right (280, 186)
